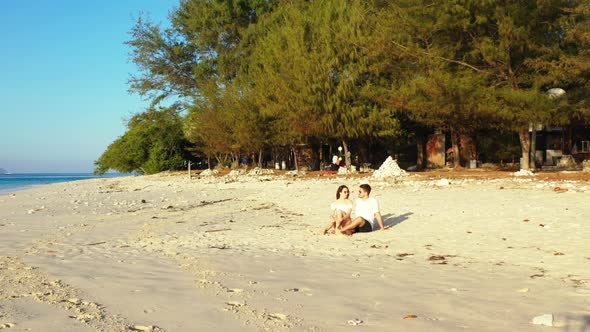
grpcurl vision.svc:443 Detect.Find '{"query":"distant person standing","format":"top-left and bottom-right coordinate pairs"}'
top-left (331, 155), bottom-right (341, 171)
top-left (340, 184), bottom-right (385, 234)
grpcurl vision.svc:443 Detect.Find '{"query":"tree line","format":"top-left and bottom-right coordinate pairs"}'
top-left (95, 0), bottom-right (590, 175)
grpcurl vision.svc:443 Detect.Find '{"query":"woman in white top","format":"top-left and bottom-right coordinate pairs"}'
top-left (322, 185), bottom-right (353, 234)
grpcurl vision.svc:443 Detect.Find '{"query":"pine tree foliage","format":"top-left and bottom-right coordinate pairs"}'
top-left (96, 0), bottom-right (590, 172)
top-left (246, 0), bottom-right (399, 152)
top-left (383, 0), bottom-right (590, 168)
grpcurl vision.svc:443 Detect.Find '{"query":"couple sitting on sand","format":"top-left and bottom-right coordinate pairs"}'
top-left (323, 184), bottom-right (385, 235)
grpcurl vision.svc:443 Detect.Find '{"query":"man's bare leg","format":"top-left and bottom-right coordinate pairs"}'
top-left (340, 217), bottom-right (366, 234)
top-left (340, 218), bottom-right (354, 235)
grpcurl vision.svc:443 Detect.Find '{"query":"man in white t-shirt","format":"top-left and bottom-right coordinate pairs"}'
top-left (340, 184), bottom-right (385, 234)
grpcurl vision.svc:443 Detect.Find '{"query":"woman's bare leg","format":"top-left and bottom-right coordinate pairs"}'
top-left (334, 210), bottom-right (344, 234)
top-left (322, 216), bottom-right (337, 234)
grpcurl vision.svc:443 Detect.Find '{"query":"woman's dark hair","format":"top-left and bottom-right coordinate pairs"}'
top-left (336, 185), bottom-right (349, 199)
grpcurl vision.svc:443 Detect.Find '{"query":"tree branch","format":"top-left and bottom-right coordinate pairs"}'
top-left (389, 40), bottom-right (482, 72)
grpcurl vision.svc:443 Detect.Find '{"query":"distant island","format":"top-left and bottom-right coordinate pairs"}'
top-left (0, 168), bottom-right (8, 174)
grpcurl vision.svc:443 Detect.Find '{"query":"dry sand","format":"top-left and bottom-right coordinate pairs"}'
top-left (0, 170), bottom-right (589, 331)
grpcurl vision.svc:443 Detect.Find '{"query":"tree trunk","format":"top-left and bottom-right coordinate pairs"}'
top-left (342, 140), bottom-right (351, 168)
top-left (450, 128), bottom-right (462, 168)
top-left (460, 133), bottom-right (477, 166)
top-left (292, 145), bottom-right (299, 171)
top-left (318, 143), bottom-right (324, 167)
top-left (416, 134), bottom-right (426, 170)
top-left (568, 125), bottom-right (573, 154)
top-left (207, 156), bottom-right (211, 169)
top-left (272, 147), bottom-right (278, 168)
top-left (518, 127), bottom-right (531, 170)
top-left (258, 149), bottom-right (263, 168)
top-left (215, 154), bottom-right (226, 165)
top-left (530, 125), bottom-right (537, 170)
top-left (564, 124), bottom-right (573, 154)
top-left (231, 153), bottom-right (239, 169)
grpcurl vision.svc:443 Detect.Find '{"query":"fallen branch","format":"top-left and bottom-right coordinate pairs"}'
top-left (198, 198), bottom-right (233, 207)
top-left (209, 245), bottom-right (230, 249)
top-left (205, 228), bottom-right (232, 233)
top-left (86, 241), bottom-right (106, 246)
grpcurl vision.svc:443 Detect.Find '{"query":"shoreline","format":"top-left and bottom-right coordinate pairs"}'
top-left (0, 184), bottom-right (37, 195)
top-left (0, 172), bottom-right (132, 196)
top-left (1, 172), bottom-right (588, 331)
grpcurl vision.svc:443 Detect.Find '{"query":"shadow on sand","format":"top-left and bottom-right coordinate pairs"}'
top-left (562, 315), bottom-right (590, 332)
top-left (562, 314), bottom-right (590, 332)
top-left (381, 212), bottom-right (413, 229)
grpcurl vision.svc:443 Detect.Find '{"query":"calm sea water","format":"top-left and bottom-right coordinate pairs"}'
top-left (0, 173), bottom-right (128, 194)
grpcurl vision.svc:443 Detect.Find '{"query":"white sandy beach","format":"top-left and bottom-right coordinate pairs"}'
top-left (0, 171), bottom-right (589, 331)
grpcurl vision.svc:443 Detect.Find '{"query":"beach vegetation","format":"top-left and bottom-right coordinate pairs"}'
top-left (94, 107), bottom-right (189, 175)
top-left (386, 0), bottom-right (590, 169)
top-left (97, 0), bottom-right (590, 172)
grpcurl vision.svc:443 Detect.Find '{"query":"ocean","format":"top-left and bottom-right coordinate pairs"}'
top-left (0, 173), bottom-right (129, 195)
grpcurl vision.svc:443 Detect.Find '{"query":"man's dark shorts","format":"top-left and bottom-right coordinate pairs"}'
top-left (355, 219), bottom-right (373, 233)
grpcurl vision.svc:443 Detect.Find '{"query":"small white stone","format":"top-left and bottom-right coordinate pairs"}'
top-left (531, 314), bottom-right (553, 326)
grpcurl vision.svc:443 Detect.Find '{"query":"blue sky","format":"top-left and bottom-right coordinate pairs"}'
top-left (0, 1), bottom-right (177, 173)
